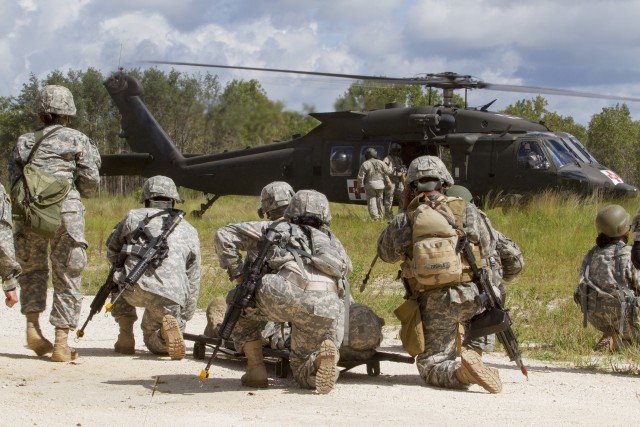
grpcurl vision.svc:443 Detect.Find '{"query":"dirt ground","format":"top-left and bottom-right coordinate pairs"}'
top-left (1, 295), bottom-right (639, 427)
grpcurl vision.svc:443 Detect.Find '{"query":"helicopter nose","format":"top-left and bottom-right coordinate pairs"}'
top-left (612, 182), bottom-right (638, 198)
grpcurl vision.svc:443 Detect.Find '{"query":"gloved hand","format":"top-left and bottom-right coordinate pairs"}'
top-left (631, 241), bottom-right (640, 269)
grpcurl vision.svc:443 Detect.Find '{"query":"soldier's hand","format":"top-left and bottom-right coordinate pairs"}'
top-left (5, 289), bottom-right (18, 308)
top-left (235, 274), bottom-right (245, 284)
top-left (632, 241), bottom-right (640, 270)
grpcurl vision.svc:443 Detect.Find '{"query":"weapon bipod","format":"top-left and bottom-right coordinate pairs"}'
top-left (190, 194), bottom-right (220, 218)
top-left (184, 332), bottom-right (415, 378)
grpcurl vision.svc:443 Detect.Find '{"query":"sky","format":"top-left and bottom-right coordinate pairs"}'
top-left (3, 0), bottom-right (640, 127)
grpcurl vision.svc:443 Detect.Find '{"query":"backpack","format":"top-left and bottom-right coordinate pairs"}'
top-left (11, 127), bottom-right (72, 238)
top-left (405, 194), bottom-right (481, 291)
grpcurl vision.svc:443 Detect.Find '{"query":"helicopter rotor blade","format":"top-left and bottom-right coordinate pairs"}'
top-left (144, 60), bottom-right (640, 103)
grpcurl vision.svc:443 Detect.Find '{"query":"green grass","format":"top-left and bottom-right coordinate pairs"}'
top-left (80, 190), bottom-right (640, 371)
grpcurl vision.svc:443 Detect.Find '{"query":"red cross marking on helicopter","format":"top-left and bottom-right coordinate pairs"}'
top-left (601, 170), bottom-right (623, 185)
top-left (347, 179), bottom-right (366, 201)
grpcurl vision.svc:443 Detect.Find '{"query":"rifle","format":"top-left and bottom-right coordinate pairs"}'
top-left (360, 254), bottom-right (379, 292)
top-left (200, 226), bottom-right (279, 380)
top-left (108, 210), bottom-right (185, 308)
top-left (457, 231), bottom-right (529, 379)
top-left (76, 265), bottom-right (118, 338)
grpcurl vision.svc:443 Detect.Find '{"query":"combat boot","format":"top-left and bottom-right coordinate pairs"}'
top-left (26, 313), bottom-right (53, 356)
top-left (455, 347), bottom-right (501, 393)
top-left (161, 315), bottom-right (185, 360)
top-left (315, 340), bottom-right (338, 394)
top-left (204, 296), bottom-right (226, 338)
top-left (593, 332), bottom-right (617, 352)
top-left (241, 339), bottom-right (268, 388)
top-left (51, 328), bottom-right (78, 362)
top-left (114, 316), bottom-right (136, 354)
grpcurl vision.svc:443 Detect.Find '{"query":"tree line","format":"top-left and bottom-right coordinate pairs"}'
top-left (1, 67), bottom-right (639, 194)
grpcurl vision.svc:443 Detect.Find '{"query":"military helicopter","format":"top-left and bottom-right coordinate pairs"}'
top-left (100, 63), bottom-right (640, 215)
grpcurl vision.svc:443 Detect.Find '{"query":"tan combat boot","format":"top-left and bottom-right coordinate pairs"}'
top-left (241, 339), bottom-right (268, 388)
top-left (204, 297), bottom-right (227, 338)
top-left (161, 315), bottom-right (185, 360)
top-left (51, 328), bottom-right (78, 362)
top-left (315, 340), bottom-right (338, 395)
top-left (114, 316), bottom-right (136, 355)
top-left (26, 313), bottom-right (53, 356)
top-left (455, 347), bottom-right (501, 393)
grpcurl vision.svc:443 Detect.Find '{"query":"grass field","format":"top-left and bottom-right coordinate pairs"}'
top-left (80, 190), bottom-right (640, 371)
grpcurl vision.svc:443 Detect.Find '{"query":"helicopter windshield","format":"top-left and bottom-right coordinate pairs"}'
top-left (541, 138), bottom-right (577, 168)
top-left (565, 135), bottom-right (599, 164)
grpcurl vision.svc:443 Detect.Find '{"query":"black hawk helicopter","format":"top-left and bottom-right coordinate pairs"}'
top-left (100, 63), bottom-right (640, 215)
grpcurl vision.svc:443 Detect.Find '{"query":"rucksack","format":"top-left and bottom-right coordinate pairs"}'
top-left (11, 126), bottom-right (72, 238)
top-left (405, 194), bottom-right (481, 291)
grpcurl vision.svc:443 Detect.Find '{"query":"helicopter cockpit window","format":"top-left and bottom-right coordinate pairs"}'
top-left (518, 141), bottom-right (550, 170)
top-left (559, 136), bottom-right (590, 163)
top-left (542, 138), bottom-right (576, 168)
top-left (330, 146), bottom-right (353, 176)
top-left (359, 145), bottom-right (385, 165)
top-left (567, 136), bottom-right (599, 164)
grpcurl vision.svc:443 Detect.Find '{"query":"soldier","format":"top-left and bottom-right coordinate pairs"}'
top-left (205, 181), bottom-right (295, 350)
top-left (383, 143), bottom-right (407, 219)
top-left (9, 85), bottom-right (101, 362)
top-left (357, 148), bottom-right (392, 221)
top-left (107, 176), bottom-right (201, 360)
top-left (576, 204), bottom-right (640, 351)
top-left (215, 190), bottom-right (352, 394)
top-left (0, 183), bottom-right (21, 308)
top-left (376, 156), bottom-right (507, 393)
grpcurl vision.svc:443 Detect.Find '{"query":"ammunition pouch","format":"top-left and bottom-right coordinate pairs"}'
top-left (393, 298), bottom-right (424, 356)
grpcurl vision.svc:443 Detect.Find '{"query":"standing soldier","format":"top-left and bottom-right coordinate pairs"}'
top-left (9, 85), bottom-right (101, 362)
top-left (357, 148), bottom-right (392, 221)
top-left (0, 183), bottom-right (21, 308)
top-left (383, 143), bottom-right (407, 219)
top-left (107, 176), bottom-right (201, 359)
top-left (215, 190), bottom-right (352, 394)
top-left (376, 156), bottom-right (509, 393)
top-left (576, 204), bottom-right (640, 351)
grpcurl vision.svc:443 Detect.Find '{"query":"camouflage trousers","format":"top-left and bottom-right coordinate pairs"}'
top-left (232, 273), bottom-right (342, 389)
top-left (364, 181), bottom-right (385, 220)
top-left (110, 284), bottom-right (185, 355)
top-left (383, 180), bottom-right (404, 219)
top-left (15, 198), bottom-right (88, 329)
top-left (586, 308), bottom-right (640, 343)
top-left (415, 282), bottom-right (485, 389)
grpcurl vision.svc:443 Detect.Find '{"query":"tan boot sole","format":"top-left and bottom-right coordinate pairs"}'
top-left (315, 340), bottom-right (338, 394)
top-left (460, 348), bottom-right (501, 393)
top-left (161, 315), bottom-right (185, 360)
top-left (27, 334), bottom-right (53, 356)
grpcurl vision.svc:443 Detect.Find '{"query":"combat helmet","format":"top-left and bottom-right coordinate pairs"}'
top-left (259, 181), bottom-right (295, 219)
top-left (34, 85), bottom-right (77, 116)
top-left (345, 304), bottom-right (385, 351)
top-left (405, 155), bottom-right (454, 192)
top-left (446, 185), bottom-right (473, 203)
top-left (284, 190), bottom-right (332, 226)
top-left (365, 147), bottom-right (378, 159)
top-left (595, 204), bottom-right (630, 238)
top-left (139, 175), bottom-right (183, 203)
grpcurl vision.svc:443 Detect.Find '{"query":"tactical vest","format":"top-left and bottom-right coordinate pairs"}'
top-left (402, 194), bottom-right (482, 293)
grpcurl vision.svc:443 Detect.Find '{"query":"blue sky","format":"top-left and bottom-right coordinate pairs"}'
top-left (3, 0), bottom-right (640, 126)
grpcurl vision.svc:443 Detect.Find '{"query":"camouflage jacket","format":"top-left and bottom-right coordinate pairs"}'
top-left (106, 208), bottom-right (201, 320)
top-left (9, 124), bottom-right (101, 199)
top-left (376, 193), bottom-right (495, 282)
top-left (0, 184), bottom-right (21, 291)
top-left (215, 220), bottom-right (352, 282)
top-left (579, 242), bottom-right (640, 298)
top-left (477, 209), bottom-right (524, 283)
top-left (383, 155), bottom-right (406, 182)
top-left (357, 158), bottom-right (392, 185)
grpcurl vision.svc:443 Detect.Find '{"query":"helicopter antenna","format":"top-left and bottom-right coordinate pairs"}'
top-left (118, 43), bottom-right (123, 70)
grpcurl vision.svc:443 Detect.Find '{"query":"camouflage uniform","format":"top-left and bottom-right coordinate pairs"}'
top-left (107, 199), bottom-right (200, 355)
top-left (383, 151), bottom-right (406, 219)
top-left (10, 92), bottom-right (101, 329)
top-left (574, 242), bottom-right (640, 344)
top-left (215, 191), bottom-right (352, 390)
top-left (0, 184), bottom-right (21, 295)
top-left (357, 157), bottom-right (392, 220)
top-left (377, 156), bottom-right (504, 391)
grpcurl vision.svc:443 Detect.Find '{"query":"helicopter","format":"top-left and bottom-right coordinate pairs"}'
top-left (100, 64), bottom-right (640, 215)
